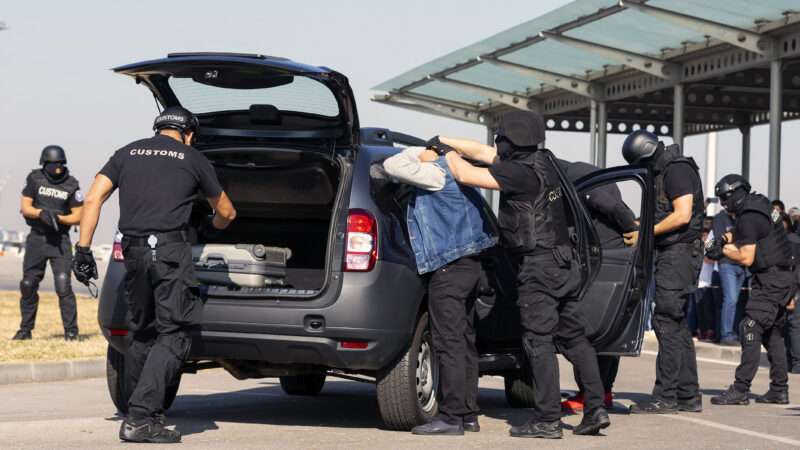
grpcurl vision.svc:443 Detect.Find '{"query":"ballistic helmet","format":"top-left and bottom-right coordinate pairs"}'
top-left (153, 106), bottom-right (199, 134)
top-left (715, 174), bottom-right (751, 213)
top-left (40, 145), bottom-right (67, 166)
top-left (622, 130), bottom-right (661, 165)
top-left (494, 110), bottom-right (546, 148)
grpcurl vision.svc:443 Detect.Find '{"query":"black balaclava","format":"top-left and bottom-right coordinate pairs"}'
top-left (43, 162), bottom-right (68, 183)
top-left (720, 188), bottom-right (747, 215)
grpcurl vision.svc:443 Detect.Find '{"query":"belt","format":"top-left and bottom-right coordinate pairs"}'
top-left (122, 230), bottom-right (187, 248)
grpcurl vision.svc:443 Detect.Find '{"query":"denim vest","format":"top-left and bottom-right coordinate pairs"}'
top-left (406, 158), bottom-right (498, 274)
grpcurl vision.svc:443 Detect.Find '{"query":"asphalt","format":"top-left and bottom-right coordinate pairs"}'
top-left (1, 352), bottom-right (798, 449)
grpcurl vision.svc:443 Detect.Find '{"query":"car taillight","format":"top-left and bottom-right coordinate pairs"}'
top-left (112, 231), bottom-right (124, 261)
top-left (344, 209), bottom-right (377, 272)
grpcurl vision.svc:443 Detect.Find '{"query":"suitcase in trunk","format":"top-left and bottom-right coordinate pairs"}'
top-left (192, 244), bottom-right (292, 288)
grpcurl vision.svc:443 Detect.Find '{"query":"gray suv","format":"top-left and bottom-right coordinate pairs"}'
top-left (99, 53), bottom-right (656, 430)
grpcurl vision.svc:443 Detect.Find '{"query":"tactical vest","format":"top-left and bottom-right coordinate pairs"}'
top-left (654, 146), bottom-right (704, 247)
top-left (24, 170), bottom-right (80, 235)
top-left (497, 149), bottom-right (571, 254)
top-left (742, 194), bottom-right (793, 273)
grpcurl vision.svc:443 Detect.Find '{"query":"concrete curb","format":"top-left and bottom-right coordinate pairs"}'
top-left (0, 358), bottom-right (104, 385)
top-left (643, 332), bottom-right (769, 366)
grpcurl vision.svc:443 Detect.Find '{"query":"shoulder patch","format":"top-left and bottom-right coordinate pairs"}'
top-left (74, 190), bottom-right (84, 202)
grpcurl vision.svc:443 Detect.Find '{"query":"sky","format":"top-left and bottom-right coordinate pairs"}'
top-left (1, 0), bottom-right (798, 243)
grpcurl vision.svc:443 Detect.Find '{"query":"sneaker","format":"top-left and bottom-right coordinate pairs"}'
top-left (411, 419), bottom-right (464, 436)
top-left (719, 337), bottom-right (739, 347)
top-left (561, 393), bottom-right (585, 413)
top-left (64, 331), bottom-right (79, 342)
top-left (755, 390), bottom-right (789, 405)
top-left (119, 417), bottom-right (181, 443)
top-left (629, 397), bottom-right (678, 414)
top-left (677, 395), bottom-right (703, 412)
top-left (573, 407), bottom-right (610, 435)
top-left (509, 420), bottom-right (562, 439)
top-left (604, 392), bottom-right (613, 408)
top-left (11, 330), bottom-right (31, 340)
top-left (710, 385), bottom-right (749, 405)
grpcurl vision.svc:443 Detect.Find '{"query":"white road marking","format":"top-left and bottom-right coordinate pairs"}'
top-left (641, 349), bottom-right (740, 367)
top-left (662, 413), bottom-right (800, 447)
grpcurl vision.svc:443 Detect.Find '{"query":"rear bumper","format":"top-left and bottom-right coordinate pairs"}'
top-left (101, 260), bottom-right (425, 372)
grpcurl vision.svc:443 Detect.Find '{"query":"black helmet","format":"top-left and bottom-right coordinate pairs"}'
top-left (40, 145), bottom-right (67, 165)
top-left (622, 130), bottom-right (661, 165)
top-left (153, 106), bottom-right (199, 134)
top-left (715, 174), bottom-right (751, 214)
top-left (495, 110), bottom-right (545, 148)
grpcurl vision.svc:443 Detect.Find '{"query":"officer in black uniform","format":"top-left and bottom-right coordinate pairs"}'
top-left (432, 110), bottom-right (610, 439)
top-left (73, 107), bottom-right (236, 444)
top-left (558, 159), bottom-right (638, 412)
top-left (622, 130), bottom-right (704, 414)
top-left (12, 146), bottom-right (83, 341)
top-left (708, 175), bottom-right (794, 405)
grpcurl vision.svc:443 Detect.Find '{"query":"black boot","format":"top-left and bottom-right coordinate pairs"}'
top-left (755, 390), bottom-right (789, 405)
top-left (64, 330), bottom-right (79, 342)
top-left (710, 385), bottom-right (749, 405)
top-left (677, 395), bottom-right (703, 412)
top-left (12, 329), bottom-right (31, 340)
top-left (462, 416), bottom-right (480, 433)
top-left (119, 417), bottom-right (181, 443)
top-left (573, 407), bottom-right (610, 435)
top-left (509, 420), bottom-right (562, 439)
top-left (411, 419), bottom-right (464, 436)
top-left (629, 397), bottom-right (678, 414)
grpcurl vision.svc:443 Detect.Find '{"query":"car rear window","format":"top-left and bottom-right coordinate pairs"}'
top-left (169, 75), bottom-right (340, 117)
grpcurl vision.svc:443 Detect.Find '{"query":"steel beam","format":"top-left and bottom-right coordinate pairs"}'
top-left (597, 101), bottom-right (608, 168)
top-left (431, 76), bottom-right (537, 111)
top-left (540, 30), bottom-right (680, 80)
top-left (479, 56), bottom-right (600, 98)
top-left (619, 1), bottom-right (775, 56)
top-left (673, 83), bottom-right (685, 150)
top-left (372, 95), bottom-right (488, 126)
top-left (589, 99), bottom-right (598, 165)
top-left (768, 59), bottom-right (782, 199)
top-left (740, 125), bottom-right (751, 180)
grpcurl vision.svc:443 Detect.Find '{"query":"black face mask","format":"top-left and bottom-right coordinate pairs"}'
top-left (43, 162), bottom-right (67, 182)
top-left (720, 188), bottom-right (747, 215)
top-left (496, 137), bottom-right (516, 160)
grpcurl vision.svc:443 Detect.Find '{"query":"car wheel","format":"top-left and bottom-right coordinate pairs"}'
top-left (504, 369), bottom-right (536, 408)
top-left (106, 344), bottom-right (183, 413)
top-left (376, 312), bottom-right (438, 430)
top-left (279, 374), bottom-right (326, 396)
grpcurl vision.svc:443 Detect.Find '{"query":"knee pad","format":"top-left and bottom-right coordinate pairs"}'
top-left (53, 272), bottom-right (73, 297)
top-left (740, 317), bottom-right (762, 345)
top-left (19, 278), bottom-right (39, 298)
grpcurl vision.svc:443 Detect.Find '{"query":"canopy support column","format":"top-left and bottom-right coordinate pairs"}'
top-left (705, 132), bottom-right (718, 214)
top-left (597, 101), bottom-right (608, 168)
top-left (485, 126), bottom-right (499, 213)
top-left (740, 125), bottom-right (751, 181)
top-left (673, 83), bottom-right (685, 150)
top-left (768, 59), bottom-right (782, 200)
top-left (589, 99), bottom-right (598, 165)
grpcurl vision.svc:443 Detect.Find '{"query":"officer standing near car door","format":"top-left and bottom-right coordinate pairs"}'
top-left (72, 107), bottom-right (236, 444)
top-left (430, 110), bottom-right (610, 439)
top-left (708, 175), bottom-right (794, 405)
top-left (622, 130), bottom-right (704, 414)
top-left (12, 146), bottom-right (83, 341)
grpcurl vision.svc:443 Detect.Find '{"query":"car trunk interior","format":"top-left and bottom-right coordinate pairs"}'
top-left (190, 147), bottom-right (342, 293)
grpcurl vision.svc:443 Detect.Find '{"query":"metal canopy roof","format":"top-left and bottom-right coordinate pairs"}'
top-left (371, 0), bottom-right (800, 138)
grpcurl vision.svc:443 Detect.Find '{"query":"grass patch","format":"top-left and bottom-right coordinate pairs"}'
top-left (0, 291), bottom-right (106, 363)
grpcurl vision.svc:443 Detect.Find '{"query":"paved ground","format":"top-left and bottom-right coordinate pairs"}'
top-left (1, 351), bottom-right (798, 449)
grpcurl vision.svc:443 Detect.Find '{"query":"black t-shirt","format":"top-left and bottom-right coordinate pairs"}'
top-left (22, 170), bottom-right (82, 234)
top-left (734, 211), bottom-right (771, 245)
top-left (661, 161), bottom-right (702, 244)
top-left (489, 159), bottom-right (541, 200)
top-left (100, 135), bottom-right (223, 236)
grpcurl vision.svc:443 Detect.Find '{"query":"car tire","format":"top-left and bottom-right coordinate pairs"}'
top-left (376, 312), bottom-right (438, 431)
top-left (279, 374), bottom-right (326, 396)
top-left (106, 345), bottom-right (182, 413)
top-left (504, 369), bottom-right (536, 408)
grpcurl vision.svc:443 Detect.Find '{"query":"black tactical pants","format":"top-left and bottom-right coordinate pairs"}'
top-left (18, 231), bottom-right (77, 334)
top-left (575, 355), bottom-right (619, 394)
top-left (651, 242), bottom-right (703, 402)
top-left (733, 268), bottom-right (794, 394)
top-left (122, 239), bottom-right (202, 420)
top-left (428, 255), bottom-right (481, 424)
top-left (517, 252), bottom-right (604, 423)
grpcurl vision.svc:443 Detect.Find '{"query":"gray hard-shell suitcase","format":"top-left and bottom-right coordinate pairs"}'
top-left (192, 244), bottom-right (292, 288)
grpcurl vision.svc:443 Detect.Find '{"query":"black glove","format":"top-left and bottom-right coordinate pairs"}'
top-left (704, 237), bottom-right (727, 261)
top-left (39, 210), bottom-right (61, 232)
top-left (72, 245), bottom-right (98, 284)
top-left (425, 135), bottom-right (455, 156)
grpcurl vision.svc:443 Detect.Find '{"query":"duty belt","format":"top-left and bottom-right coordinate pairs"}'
top-left (122, 230), bottom-right (187, 248)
